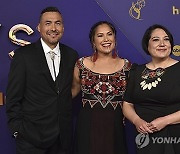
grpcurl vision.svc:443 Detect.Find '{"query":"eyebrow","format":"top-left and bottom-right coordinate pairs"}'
top-left (151, 35), bottom-right (169, 39)
top-left (96, 30), bottom-right (112, 34)
top-left (44, 19), bottom-right (62, 22)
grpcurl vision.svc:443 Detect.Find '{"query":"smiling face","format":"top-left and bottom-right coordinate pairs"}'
top-left (93, 23), bottom-right (116, 56)
top-left (148, 28), bottom-right (171, 60)
top-left (37, 11), bottom-right (64, 49)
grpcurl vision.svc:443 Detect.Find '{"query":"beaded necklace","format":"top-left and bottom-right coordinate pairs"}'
top-left (140, 67), bottom-right (165, 90)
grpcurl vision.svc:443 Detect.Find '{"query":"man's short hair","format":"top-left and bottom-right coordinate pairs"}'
top-left (39, 6), bottom-right (62, 21)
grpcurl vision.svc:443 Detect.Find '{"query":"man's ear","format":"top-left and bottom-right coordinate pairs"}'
top-left (37, 24), bottom-right (40, 32)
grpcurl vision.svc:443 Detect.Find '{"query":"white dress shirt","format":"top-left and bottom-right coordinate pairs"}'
top-left (41, 38), bottom-right (61, 81)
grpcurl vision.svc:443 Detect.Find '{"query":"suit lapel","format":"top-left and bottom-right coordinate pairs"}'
top-left (56, 44), bottom-right (67, 93)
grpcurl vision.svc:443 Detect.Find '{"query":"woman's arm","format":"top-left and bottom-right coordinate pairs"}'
top-left (123, 101), bottom-right (153, 133)
top-left (71, 66), bottom-right (81, 98)
top-left (149, 110), bottom-right (180, 132)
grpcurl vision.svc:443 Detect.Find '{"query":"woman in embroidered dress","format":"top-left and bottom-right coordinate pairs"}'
top-left (123, 24), bottom-right (180, 154)
top-left (72, 21), bottom-right (131, 154)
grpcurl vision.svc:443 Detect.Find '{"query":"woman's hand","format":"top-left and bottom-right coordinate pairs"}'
top-left (149, 117), bottom-right (168, 132)
top-left (133, 118), bottom-right (153, 134)
top-left (123, 102), bottom-right (153, 134)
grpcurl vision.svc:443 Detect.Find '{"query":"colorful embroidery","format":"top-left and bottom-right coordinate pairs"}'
top-left (140, 67), bottom-right (165, 90)
top-left (76, 57), bottom-right (131, 110)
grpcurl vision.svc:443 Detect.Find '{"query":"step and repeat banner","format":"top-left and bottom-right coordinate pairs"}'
top-left (96, 0), bottom-right (180, 61)
top-left (0, 1), bottom-right (142, 154)
top-left (0, 0), bottom-right (179, 153)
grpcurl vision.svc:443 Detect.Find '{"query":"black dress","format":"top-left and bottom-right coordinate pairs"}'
top-left (74, 57), bottom-right (131, 154)
top-left (124, 62), bottom-right (180, 154)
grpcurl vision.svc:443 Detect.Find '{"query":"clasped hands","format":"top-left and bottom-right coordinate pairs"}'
top-left (134, 116), bottom-right (168, 134)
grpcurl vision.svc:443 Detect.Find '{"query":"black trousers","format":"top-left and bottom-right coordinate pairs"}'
top-left (16, 136), bottom-right (68, 154)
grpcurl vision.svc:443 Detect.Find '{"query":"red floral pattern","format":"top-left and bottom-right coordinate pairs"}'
top-left (76, 57), bottom-right (131, 110)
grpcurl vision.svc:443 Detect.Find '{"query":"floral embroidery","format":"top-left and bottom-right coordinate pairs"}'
top-left (76, 57), bottom-right (131, 110)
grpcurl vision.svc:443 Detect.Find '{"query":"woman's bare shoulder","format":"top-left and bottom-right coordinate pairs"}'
top-left (83, 56), bottom-right (93, 66)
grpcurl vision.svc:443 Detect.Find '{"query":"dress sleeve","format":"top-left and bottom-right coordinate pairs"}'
top-left (123, 63), bottom-right (138, 103)
top-left (75, 57), bottom-right (84, 79)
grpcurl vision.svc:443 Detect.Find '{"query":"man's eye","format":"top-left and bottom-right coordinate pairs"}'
top-left (56, 22), bottom-right (61, 25)
top-left (45, 22), bottom-right (50, 25)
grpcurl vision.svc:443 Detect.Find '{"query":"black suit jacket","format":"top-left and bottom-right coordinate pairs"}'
top-left (6, 40), bottom-right (78, 148)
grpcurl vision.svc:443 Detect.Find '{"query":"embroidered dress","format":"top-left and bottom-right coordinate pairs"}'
top-left (124, 63), bottom-right (180, 154)
top-left (75, 57), bottom-right (131, 154)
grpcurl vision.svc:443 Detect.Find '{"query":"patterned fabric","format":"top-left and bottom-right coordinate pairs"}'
top-left (140, 67), bottom-right (166, 90)
top-left (76, 57), bottom-right (131, 110)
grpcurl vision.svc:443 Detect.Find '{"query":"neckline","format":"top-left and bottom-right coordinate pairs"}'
top-left (145, 61), bottom-right (179, 71)
top-left (81, 57), bottom-right (127, 75)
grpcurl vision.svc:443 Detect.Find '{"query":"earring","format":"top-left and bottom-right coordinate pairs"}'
top-left (112, 42), bottom-right (118, 58)
top-left (112, 48), bottom-right (118, 58)
top-left (92, 49), bottom-right (98, 62)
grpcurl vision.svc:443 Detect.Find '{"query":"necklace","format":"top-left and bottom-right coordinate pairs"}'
top-left (140, 67), bottom-right (165, 90)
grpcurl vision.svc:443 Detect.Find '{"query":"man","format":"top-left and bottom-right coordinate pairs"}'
top-left (6, 7), bottom-right (78, 154)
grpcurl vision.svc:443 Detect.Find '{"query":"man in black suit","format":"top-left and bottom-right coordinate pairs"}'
top-left (6, 6), bottom-right (78, 154)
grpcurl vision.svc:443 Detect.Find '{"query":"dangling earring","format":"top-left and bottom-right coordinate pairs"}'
top-left (92, 49), bottom-right (98, 62)
top-left (112, 42), bottom-right (118, 59)
top-left (112, 48), bottom-right (118, 59)
top-left (92, 45), bottom-right (98, 62)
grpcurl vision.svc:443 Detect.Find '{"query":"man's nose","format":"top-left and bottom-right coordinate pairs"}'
top-left (51, 24), bottom-right (56, 31)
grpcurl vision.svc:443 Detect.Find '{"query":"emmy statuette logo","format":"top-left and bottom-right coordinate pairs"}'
top-left (129, 0), bottom-right (145, 20)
